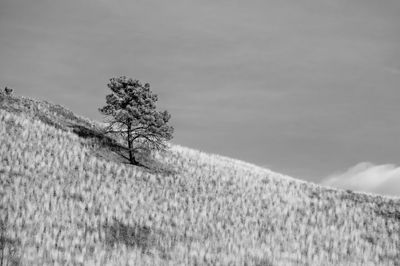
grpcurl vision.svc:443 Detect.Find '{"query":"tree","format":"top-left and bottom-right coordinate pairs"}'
top-left (99, 76), bottom-right (173, 165)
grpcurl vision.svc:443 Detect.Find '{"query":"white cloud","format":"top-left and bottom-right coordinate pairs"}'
top-left (322, 162), bottom-right (400, 197)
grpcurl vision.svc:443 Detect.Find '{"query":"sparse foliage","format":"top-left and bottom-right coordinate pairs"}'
top-left (99, 76), bottom-right (173, 165)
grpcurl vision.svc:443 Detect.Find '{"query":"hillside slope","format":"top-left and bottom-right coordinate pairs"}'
top-left (1, 95), bottom-right (400, 265)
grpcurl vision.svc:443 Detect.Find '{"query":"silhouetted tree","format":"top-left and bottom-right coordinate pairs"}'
top-left (99, 76), bottom-right (173, 165)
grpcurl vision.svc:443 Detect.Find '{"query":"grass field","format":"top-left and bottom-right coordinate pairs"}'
top-left (1, 95), bottom-right (399, 265)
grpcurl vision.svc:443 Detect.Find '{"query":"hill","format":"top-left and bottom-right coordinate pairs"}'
top-left (1, 94), bottom-right (399, 265)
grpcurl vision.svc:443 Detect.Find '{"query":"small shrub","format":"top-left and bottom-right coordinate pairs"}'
top-left (4, 87), bottom-right (13, 96)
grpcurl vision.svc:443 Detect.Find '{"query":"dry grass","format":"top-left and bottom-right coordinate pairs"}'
top-left (0, 97), bottom-right (399, 265)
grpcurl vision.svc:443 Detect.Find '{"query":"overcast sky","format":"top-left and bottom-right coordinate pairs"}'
top-left (1, 0), bottom-right (400, 196)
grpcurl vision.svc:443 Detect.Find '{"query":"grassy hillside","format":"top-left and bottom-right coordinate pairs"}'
top-left (1, 94), bottom-right (399, 265)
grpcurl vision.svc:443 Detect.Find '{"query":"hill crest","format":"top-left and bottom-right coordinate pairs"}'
top-left (1, 94), bottom-right (399, 265)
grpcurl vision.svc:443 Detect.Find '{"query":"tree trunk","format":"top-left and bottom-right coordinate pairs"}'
top-left (127, 123), bottom-right (139, 165)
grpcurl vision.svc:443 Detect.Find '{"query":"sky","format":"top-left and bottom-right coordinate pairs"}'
top-left (1, 0), bottom-right (400, 196)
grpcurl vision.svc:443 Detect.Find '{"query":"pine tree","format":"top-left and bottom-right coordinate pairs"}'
top-left (99, 76), bottom-right (173, 165)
